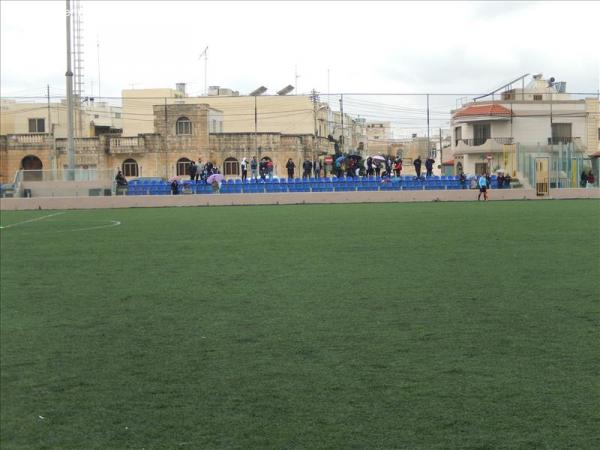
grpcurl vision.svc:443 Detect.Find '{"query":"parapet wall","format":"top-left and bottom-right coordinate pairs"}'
top-left (2, 188), bottom-right (598, 211)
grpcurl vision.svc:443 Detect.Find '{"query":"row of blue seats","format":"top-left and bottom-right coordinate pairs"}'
top-left (128, 175), bottom-right (475, 186)
top-left (127, 184), bottom-right (509, 195)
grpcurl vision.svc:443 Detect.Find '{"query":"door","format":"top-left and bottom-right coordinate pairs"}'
top-left (473, 123), bottom-right (491, 146)
top-left (535, 157), bottom-right (549, 196)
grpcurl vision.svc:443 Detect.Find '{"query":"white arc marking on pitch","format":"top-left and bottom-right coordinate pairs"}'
top-left (0, 212), bottom-right (65, 229)
top-left (64, 220), bottom-right (121, 232)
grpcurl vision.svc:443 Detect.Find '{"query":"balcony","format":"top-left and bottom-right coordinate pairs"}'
top-left (6, 133), bottom-right (50, 145)
top-left (454, 137), bottom-right (515, 154)
top-left (547, 137), bottom-right (579, 145)
top-left (457, 137), bottom-right (514, 147)
top-left (109, 136), bottom-right (143, 154)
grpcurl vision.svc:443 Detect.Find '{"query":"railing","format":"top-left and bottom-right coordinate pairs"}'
top-left (458, 137), bottom-right (513, 147)
top-left (547, 137), bottom-right (579, 145)
top-left (110, 137), bottom-right (140, 147)
top-left (109, 137), bottom-right (143, 153)
top-left (7, 134), bottom-right (49, 144)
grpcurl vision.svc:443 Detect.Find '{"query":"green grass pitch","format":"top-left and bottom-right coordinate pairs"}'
top-left (1, 200), bottom-right (599, 449)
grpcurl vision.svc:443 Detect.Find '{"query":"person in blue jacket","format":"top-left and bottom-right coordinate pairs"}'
top-left (477, 174), bottom-right (488, 201)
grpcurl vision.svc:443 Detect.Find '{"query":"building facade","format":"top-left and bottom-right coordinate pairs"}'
top-left (449, 74), bottom-right (599, 176)
top-left (0, 103), bottom-right (335, 183)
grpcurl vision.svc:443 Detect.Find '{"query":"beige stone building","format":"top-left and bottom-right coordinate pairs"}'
top-left (1, 101), bottom-right (335, 183)
top-left (0, 98), bottom-right (122, 139)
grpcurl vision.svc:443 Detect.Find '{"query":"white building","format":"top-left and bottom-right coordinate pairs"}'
top-left (450, 73), bottom-right (599, 177)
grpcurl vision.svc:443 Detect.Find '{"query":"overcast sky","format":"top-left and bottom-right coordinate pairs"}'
top-left (1, 0), bottom-right (599, 134)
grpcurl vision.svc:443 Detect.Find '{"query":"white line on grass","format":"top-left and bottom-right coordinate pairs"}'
top-left (0, 212), bottom-right (65, 229)
top-left (61, 220), bottom-right (121, 233)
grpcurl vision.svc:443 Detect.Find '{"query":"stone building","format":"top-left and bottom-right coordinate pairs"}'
top-left (0, 102), bottom-right (333, 183)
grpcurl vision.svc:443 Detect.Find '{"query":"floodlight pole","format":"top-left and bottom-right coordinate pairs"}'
top-left (254, 95), bottom-right (258, 160)
top-left (65, 0), bottom-right (76, 180)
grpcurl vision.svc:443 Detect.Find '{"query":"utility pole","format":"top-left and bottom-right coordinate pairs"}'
top-left (311, 89), bottom-right (319, 163)
top-left (339, 94), bottom-right (344, 153)
top-left (97, 35), bottom-right (101, 99)
top-left (254, 95), bottom-right (258, 160)
top-left (439, 128), bottom-right (443, 173)
top-left (164, 98), bottom-right (168, 177)
top-left (426, 94), bottom-right (430, 159)
top-left (47, 85), bottom-right (51, 133)
top-left (65, 0), bottom-right (76, 179)
top-left (199, 46), bottom-right (208, 96)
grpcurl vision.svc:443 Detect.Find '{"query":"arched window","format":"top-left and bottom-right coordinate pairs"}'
top-left (122, 158), bottom-right (139, 177)
top-left (176, 157), bottom-right (191, 176)
top-left (223, 157), bottom-right (239, 176)
top-left (21, 155), bottom-right (43, 181)
top-left (456, 162), bottom-right (463, 173)
top-left (176, 117), bottom-right (192, 135)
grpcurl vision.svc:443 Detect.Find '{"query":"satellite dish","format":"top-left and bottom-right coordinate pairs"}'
top-left (548, 76), bottom-right (556, 87)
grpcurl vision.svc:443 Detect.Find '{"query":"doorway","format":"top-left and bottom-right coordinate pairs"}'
top-left (535, 157), bottom-right (549, 196)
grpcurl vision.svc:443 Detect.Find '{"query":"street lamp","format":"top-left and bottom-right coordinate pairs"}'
top-left (250, 86), bottom-right (267, 161)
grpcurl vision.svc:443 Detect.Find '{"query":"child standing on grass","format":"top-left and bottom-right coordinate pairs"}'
top-left (478, 175), bottom-right (488, 201)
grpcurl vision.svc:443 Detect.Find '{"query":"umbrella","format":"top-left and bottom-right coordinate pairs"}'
top-left (372, 155), bottom-right (386, 162)
top-left (335, 156), bottom-right (345, 166)
top-left (495, 168), bottom-right (506, 174)
top-left (206, 174), bottom-right (225, 184)
top-left (348, 154), bottom-right (362, 161)
top-left (168, 176), bottom-right (181, 182)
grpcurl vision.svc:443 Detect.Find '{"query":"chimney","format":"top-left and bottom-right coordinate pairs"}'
top-left (176, 83), bottom-right (186, 96)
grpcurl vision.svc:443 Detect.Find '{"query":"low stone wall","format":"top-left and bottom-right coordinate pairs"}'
top-left (21, 180), bottom-right (115, 198)
top-left (2, 188), bottom-right (598, 211)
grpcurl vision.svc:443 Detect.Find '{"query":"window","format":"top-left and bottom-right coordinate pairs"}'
top-left (115, 112), bottom-right (121, 119)
top-left (94, 114), bottom-right (100, 119)
top-left (28, 118), bottom-right (45, 133)
top-left (122, 158), bottom-right (139, 177)
top-left (473, 123), bottom-right (491, 146)
top-left (454, 126), bottom-right (462, 146)
top-left (176, 157), bottom-right (191, 176)
top-left (597, 128), bottom-right (600, 140)
top-left (176, 117), bottom-right (192, 135)
top-left (533, 94), bottom-right (543, 101)
top-left (551, 123), bottom-right (572, 144)
top-left (223, 157), bottom-right (239, 176)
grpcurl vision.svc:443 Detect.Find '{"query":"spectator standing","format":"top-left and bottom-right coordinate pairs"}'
top-left (497, 172), bottom-right (505, 189)
top-left (303, 160), bottom-right (312, 179)
top-left (425, 157), bottom-right (434, 177)
top-left (580, 170), bottom-right (588, 187)
top-left (394, 159), bottom-right (402, 177)
top-left (251, 156), bottom-right (258, 180)
top-left (459, 172), bottom-right (466, 189)
top-left (171, 179), bottom-right (179, 195)
top-left (240, 158), bottom-right (248, 181)
top-left (366, 157), bottom-right (373, 177)
top-left (196, 159), bottom-right (203, 181)
top-left (286, 158), bottom-right (295, 179)
top-left (587, 171), bottom-right (595, 187)
top-left (267, 159), bottom-right (274, 180)
top-left (314, 159), bottom-right (321, 179)
top-left (189, 160), bottom-right (197, 181)
top-left (413, 156), bottom-right (422, 179)
top-left (259, 159), bottom-right (267, 180)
